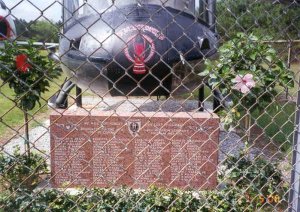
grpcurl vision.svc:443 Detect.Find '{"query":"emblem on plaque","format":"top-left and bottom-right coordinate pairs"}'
top-left (128, 121), bottom-right (141, 136)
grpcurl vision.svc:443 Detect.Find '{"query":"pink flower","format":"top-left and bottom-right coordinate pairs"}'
top-left (233, 74), bottom-right (256, 94)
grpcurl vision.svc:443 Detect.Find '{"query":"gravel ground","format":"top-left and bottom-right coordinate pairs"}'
top-left (2, 120), bottom-right (51, 158)
top-left (2, 97), bottom-right (254, 164)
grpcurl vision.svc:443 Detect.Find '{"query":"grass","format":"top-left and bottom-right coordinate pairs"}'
top-left (288, 62), bottom-right (300, 97)
top-left (256, 62), bottom-right (299, 152)
top-left (252, 102), bottom-right (296, 152)
top-left (252, 62), bottom-right (299, 152)
top-left (0, 74), bottom-right (66, 142)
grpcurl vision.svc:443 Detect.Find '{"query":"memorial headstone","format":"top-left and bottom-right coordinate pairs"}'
top-left (50, 102), bottom-right (219, 189)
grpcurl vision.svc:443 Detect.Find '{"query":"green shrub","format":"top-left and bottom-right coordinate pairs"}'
top-left (203, 153), bottom-right (288, 211)
top-left (0, 41), bottom-right (60, 111)
top-left (223, 153), bottom-right (287, 201)
top-left (201, 33), bottom-right (294, 129)
top-left (0, 151), bottom-right (288, 211)
top-left (0, 147), bottom-right (48, 192)
top-left (253, 102), bottom-right (296, 152)
top-left (0, 188), bottom-right (206, 211)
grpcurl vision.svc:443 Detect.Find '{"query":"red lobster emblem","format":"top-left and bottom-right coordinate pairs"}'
top-left (124, 34), bottom-right (156, 75)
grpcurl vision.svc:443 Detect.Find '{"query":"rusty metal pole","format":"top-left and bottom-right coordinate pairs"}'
top-left (287, 41), bottom-right (292, 99)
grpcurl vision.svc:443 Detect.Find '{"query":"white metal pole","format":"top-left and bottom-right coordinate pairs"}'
top-left (289, 82), bottom-right (300, 212)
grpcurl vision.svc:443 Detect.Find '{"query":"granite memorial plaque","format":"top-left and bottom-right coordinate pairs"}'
top-left (50, 108), bottom-right (219, 189)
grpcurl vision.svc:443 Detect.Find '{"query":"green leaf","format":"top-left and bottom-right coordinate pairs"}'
top-left (265, 55), bottom-right (273, 63)
top-left (199, 69), bottom-right (210, 76)
top-left (250, 53), bottom-right (256, 60)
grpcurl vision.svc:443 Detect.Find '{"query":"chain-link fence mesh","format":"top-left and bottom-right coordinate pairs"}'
top-left (0, 0), bottom-right (300, 211)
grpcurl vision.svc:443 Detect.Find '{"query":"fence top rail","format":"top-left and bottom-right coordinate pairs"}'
top-left (262, 40), bottom-right (300, 44)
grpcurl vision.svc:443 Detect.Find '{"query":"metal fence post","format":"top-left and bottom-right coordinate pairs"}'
top-left (289, 80), bottom-right (300, 212)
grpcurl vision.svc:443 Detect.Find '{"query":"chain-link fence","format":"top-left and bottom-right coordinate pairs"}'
top-left (0, 0), bottom-right (300, 211)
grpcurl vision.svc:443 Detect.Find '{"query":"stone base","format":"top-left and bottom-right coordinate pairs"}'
top-left (50, 106), bottom-right (219, 189)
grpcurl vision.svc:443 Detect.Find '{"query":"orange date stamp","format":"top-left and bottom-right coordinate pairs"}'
top-left (259, 194), bottom-right (281, 204)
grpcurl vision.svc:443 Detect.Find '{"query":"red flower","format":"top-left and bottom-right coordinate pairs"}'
top-left (16, 54), bottom-right (31, 73)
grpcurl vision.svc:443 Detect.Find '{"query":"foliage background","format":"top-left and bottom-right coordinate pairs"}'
top-left (216, 0), bottom-right (300, 41)
top-left (15, 19), bottom-right (61, 43)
